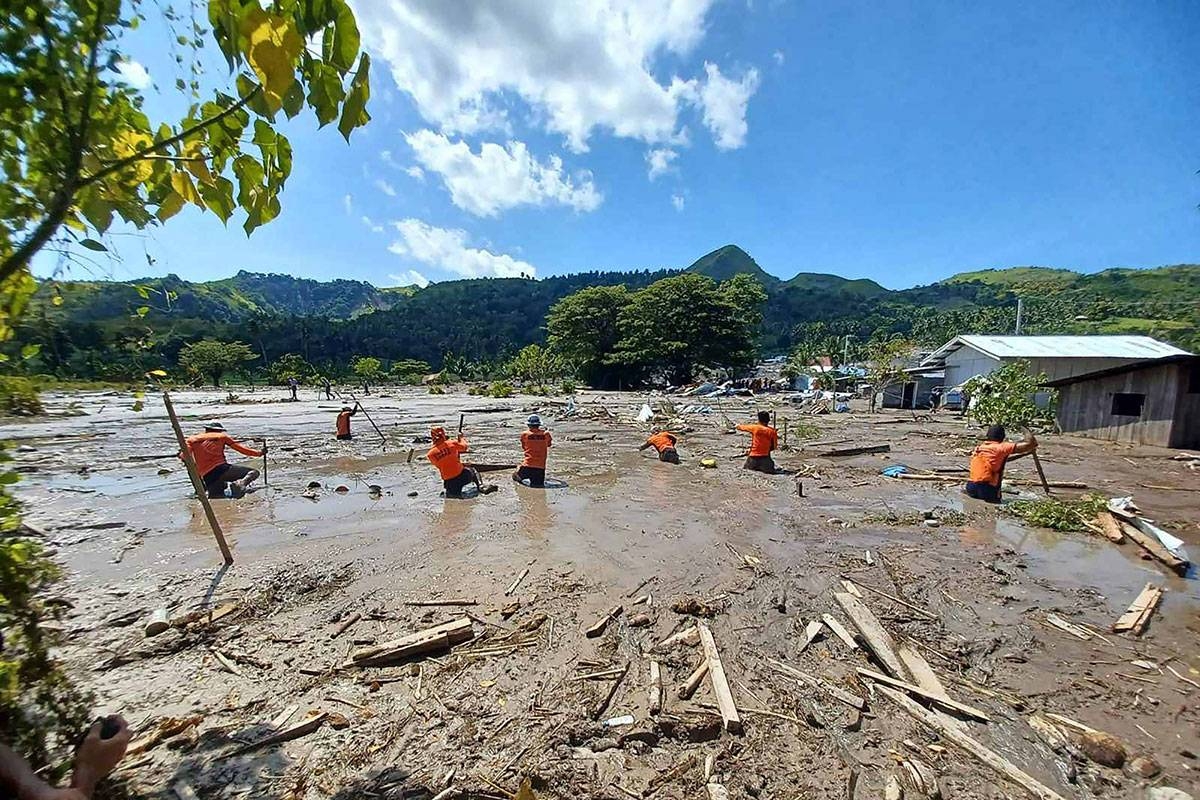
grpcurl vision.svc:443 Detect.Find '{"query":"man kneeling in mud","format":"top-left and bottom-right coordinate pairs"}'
top-left (427, 426), bottom-right (485, 499)
top-left (183, 421), bottom-right (264, 498)
top-left (639, 427), bottom-right (681, 463)
top-left (736, 411), bottom-right (779, 474)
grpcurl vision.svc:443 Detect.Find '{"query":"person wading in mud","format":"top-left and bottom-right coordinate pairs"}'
top-left (965, 424), bottom-right (1038, 503)
top-left (336, 403), bottom-right (359, 440)
top-left (287, 376), bottom-right (298, 402)
top-left (513, 415), bottom-right (552, 487)
top-left (182, 421), bottom-right (265, 498)
top-left (322, 377), bottom-right (334, 400)
top-left (737, 411), bottom-right (779, 474)
top-left (427, 426), bottom-right (486, 499)
top-left (639, 427), bottom-right (681, 464)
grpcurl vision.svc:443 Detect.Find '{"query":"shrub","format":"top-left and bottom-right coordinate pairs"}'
top-left (428, 385), bottom-right (446, 395)
top-left (1006, 493), bottom-right (1110, 531)
top-left (486, 381), bottom-right (514, 398)
top-left (560, 379), bottom-right (577, 394)
top-left (0, 377), bottom-right (43, 416)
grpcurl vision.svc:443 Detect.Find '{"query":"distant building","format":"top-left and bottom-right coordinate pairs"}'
top-left (1045, 355), bottom-right (1200, 449)
top-left (920, 335), bottom-right (1191, 388)
top-left (881, 367), bottom-right (944, 409)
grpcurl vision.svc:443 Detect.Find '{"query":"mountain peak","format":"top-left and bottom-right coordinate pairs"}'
top-left (685, 245), bottom-right (779, 285)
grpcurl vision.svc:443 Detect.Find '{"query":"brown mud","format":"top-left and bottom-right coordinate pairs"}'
top-left (7, 387), bottom-right (1199, 799)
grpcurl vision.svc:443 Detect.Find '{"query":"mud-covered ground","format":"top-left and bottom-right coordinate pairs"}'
top-left (7, 386), bottom-right (1199, 800)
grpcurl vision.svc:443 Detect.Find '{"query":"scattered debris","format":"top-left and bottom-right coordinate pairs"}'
top-left (1112, 582), bottom-right (1162, 635)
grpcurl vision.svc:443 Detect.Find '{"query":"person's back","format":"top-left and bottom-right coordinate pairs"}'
top-left (336, 405), bottom-right (356, 439)
top-left (966, 425), bottom-right (1035, 503)
top-left (186, 431), bottom-right (232, 477)
top-left (737, 411), bottom-right (778, 474)
top-left (427, 427), bottom-right (478, 498)
top-left (514, 415), bottom-right (551, 487)
top-left (645, 430), bottom-right (680, 463)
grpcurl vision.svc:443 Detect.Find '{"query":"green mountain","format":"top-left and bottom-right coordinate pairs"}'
top-left (15, 250), bottom-right (1199, 380)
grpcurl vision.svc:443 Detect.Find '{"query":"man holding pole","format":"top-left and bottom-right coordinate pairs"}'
top-left (336, 403), bottom-right (360, 440)
top-left (181, 421), bottom-right (265, 498)
top-left (965, 425), bottom-right (1038, 503)
top-left (426, 426), bottom-right (483, 499)
top-left (513, 414), bottom-right (552, 487)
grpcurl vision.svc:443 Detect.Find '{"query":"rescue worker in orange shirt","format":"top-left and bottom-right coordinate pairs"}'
top-left (513, 415), bottom-right (552, 487)
top-left (335, 403), bottom-right (359, 440)
top-left (966, 425), bottom-right (1038, 503)
top-left (736, 411), bottom-right (779, 474)
top-left (639, 427), bottom-right (680, 464)
top-left (427, 426), bottom-right (483, 499)
top-left (182, 421), bottom-right (265, 498)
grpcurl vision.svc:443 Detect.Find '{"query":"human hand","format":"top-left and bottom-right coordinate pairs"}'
top-left (70, 716), bottom-right (131, 795)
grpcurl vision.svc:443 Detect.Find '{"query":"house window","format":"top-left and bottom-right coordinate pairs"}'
top-left (1111, 393), bottom-right (1145, 417)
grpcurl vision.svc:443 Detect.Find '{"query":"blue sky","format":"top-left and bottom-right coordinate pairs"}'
top-left (41, 0), bottom-right (1200, 289)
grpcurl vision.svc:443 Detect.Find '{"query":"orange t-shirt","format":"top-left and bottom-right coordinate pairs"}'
top-left (336, 410), bottom-right (354, 436)
top-left (184, 432), bottom-right (262, 477)
top-left (736, 423), bottom-right (778, 457)
top-left (520, 429), bottom-right (553, 468)
top-left (969, 441), bottom-right (1016, 486)
top-left (427, 438), bottom-right (469, 480)
top-left (647, 431), bottom-right (678, 452)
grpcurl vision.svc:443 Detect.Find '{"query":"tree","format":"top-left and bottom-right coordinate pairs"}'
top-left (863, 336), bottom-right (917, 413)
top-left (267, 352), bottom-right (311, 385)
top-left (1, 0), bottom-right (373, 288)
top-left (506, 344), bottom-right (568, 386)
top-left (546, 285), bottom-right (632, 387)
top-left (390, 358), bottom-right (430, 384)
top-left (178, 338), bottom-right (257, 386)
top-left (351, 355), bottom-right (382, 387)
top-left (963, 360), bottom-right (1055, 427)
top-left (613, 273), bottom-right (763, 384)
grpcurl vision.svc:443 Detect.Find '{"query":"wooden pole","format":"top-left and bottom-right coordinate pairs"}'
top-left (260, 436), bottom-right (268, 487)
top-left (350, 394), bottom-right (387, 444)
top-left (458, 413), bottom-right (465, 435)
top-left (162, 391), bottom-right (234, 565)
top-left (1022, 426), bottom-right (1051, 495)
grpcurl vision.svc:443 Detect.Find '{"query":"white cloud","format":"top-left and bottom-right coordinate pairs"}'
top-left (342, 194), bottom-right (354, 215)
top-left (772, 50), bottom-right (784, 66)
top-left (404, 165), bottom-right (426, 181)
top-left (115, 59), bottom-right (151, 90)
top-left (405, 129), bottom-right (602, 217)
top-left (381, 150), bottom-right (400, 168)
top-left (697, 62), bottom-right (760, 150)
top-left (388, 219), bottom-right (535, 278)
top-left (361, 215), bottom-right (385, 234)
top-left (646, 147), bottom-right (678, 180)
top-left (389, 270), bottom-right (431, 288)
top-left (375, 178), bottom-right (398, 197)
top-left (671, 193), bottom-right (685, 211)
top-left (355, 0), bottom-right (749, 152)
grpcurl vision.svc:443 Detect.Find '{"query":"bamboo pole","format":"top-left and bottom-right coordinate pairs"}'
top-left (350, 395), bottom-right (387, 444)
top-left (162, 391), bottom-right (233, 565)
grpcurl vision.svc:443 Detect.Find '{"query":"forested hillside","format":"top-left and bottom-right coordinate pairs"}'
top-left (14, 246), bottom-right (1199, 381)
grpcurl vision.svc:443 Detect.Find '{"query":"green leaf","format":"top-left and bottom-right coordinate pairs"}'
top-left (20, 344), bottom-right (40, 360)
top-left (308, 63), bottom-right (345, 127)
top-left (131, 400), bottom-right (144, 412)
top-left (79, 194), bottom-right (114, 234)
top-left (135, 285), bottom-right (150, 300)
top-left (237, 72), bottom-right (275, 120)
top-left (338, 52), bottom-right (370, 141)
top-left (199, 176), bottom-right (236, 223)
top-left (135, 306), bottom-right (150, 317)
top-left (242, 8), bottom-right (304, 113)
top-left (0, 472), bottom-right (18, 485)
top-left (146, 369), bottom-right (168, 377)
top-left (281, 80), bottom-right (305, 118)
top-left (156, 191), bottom-right (185, 222)
top-left (79, 238), bottom-right (107, 252)
top-left (327, 0), bottom-right (360, 74)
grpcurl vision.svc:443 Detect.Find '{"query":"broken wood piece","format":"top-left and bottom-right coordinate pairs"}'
top-left (696, 622), bottom-right (742, 734)
top-left (173, 780), bottom-right (200, 800)
top-left (819, 444), bottom-right (891, 457)
top-left (1095, 513), bottom-right (1125, 543)
top-left (766, 658), bottom-right (865, 710)
top-left (840, 580), bottom-right (863, 598)
top-left (649, 660), bottom-right (663, 714)
top-left (651, 625), bottom-right (699, 651)
top-left (402, 599), bottom-right (478, 607)
top-left (834, 592), bottom-right (908, 678)
top-left (1045, 614), bottom-right (1091, 641)
top-left (331, 612), bottom-right (362, 639)
top-left (706, 783), bottom-right (731, 800)
top-left (505, 568), bottom-right (530, 596)
top-left (1112, 583), bottom-right (1162, 635)
top-left (884, 775), bottom-right (904, 800)
top-left (625, 576), bottom-right (655, 598)
top-left (585, 605), bottom-right (623, 638)
top-left (821, 613), bottom-right (859, 650)
top-left (223, 710), bottom-right (327, 758)
top-left (1043, 712), bottom-right (1097, 735)
top-left (144, 608), bottom-right (170, 638)
top-left (677, 659), bottom-right (710, 700)
top-left (856, 667), bottom-right (990, 722)
top-left (900, 757), bottom-right (940, 799)
top-left (840, 579), bottom-right (939, 621)
top-left (877, 685), bottom-right (1066, 800)
top-left (1112, 516), bottom-right (1188, 575)
top-left (798, 619), bottom-right (825, 653)
top-left (898, 645), bottom-right (968, 733)
top-left (346, 617), bottom-right (474, 667)
top-left (212, 649), bottom-right (242, 676)
top-left (591, 661), bottom-right (630, 720)
top-left (269, 704), bottom-right (300, 731)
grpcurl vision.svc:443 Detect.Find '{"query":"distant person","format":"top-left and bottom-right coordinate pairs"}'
top-left (737, 411), bottom-right (779, 474)
top-left (639, 427), bottom-right (680, 464)
top-left (1, 715), bottom-right (131, 799)
top-left (336, 403), bottom-right (359, 440)
top-left (427, 426), bottom-right (483, 499)
top-left (323, 378), bottom-right (334, 400)
top-left (362, 380), bottom-right (370, 396)
top-left (287, 377), bottom-right (298, 401)
top-left (965, 425), bottom-right (1038, 503)
top-left (513, 415), bottom-right (552, 487)
top-left (182, 421), bottom-right (265, 498)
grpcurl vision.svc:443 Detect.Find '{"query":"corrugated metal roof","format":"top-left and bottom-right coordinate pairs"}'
top-left (921, 335), bottom-right (1192, 366)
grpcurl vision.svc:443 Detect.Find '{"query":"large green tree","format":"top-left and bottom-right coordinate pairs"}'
top-left (546, 284), bottom-right (632, 387)
top-left (178, 337), bottom-right (257, 385)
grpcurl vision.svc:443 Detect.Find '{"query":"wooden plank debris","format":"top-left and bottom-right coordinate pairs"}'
top-left (841, 579), bottom-right (939, 621)
top-left (649, 660), bottom-right (663, 714)
top-left (223, 710), bottom-right (327, 758)
top-left (697, 623), bottom-right (742, 734)
top-left (834, 592), bottom-right (908, 678)
top-left (767, 658), bottom-right (864, 710)
top-left (1045, 614), bottom-right (1092, 641)
top-left (505, 568), bottom-right (530, 596)
top-left (877, 686), bottom-right (1066, 800)
top-left (652, 626), bottom-right (699, 651)
top-left (856, 668), bottom-right (990, 723)
top-left (840, 580), bottom-right (863, 598)
top-left (798, 619), bottom-right (825, 653)
top-left (818, 444), bottom-right (891, 457)
top-left (1095, 514), bottom-right (1125, 543)
top-left (212, 649), bottom-right (242, 676)
top-left (591, 661), bottom-right (630, 720)
top-left (331, 612), bottom-right (361, 639)
top-left (402, 599), bottom-right (478, 607)
top-left (1112, 517), bottom-right (1188, 575)
top-left (346, 618), bottom-right (473, 667)
top-left (1112, 583), bottom-right (1162, 635)
top-left (821, 613), bottom-right (860, 650)
top-left (585, 605), bottom-right (623, 638)
top-left (897, 645), bottom-right (969, 731)
top-left (677, 659), bottom-right (710, 700)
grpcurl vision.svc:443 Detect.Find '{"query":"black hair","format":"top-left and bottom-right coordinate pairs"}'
top-left (985, 424), bottom-right (1006, 442)
top-left (757, 410), bottom-right (771, 425)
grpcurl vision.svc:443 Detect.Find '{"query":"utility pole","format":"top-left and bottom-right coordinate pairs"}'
top-left (843, 335), bottom-right (851, 366)
top-left (1015, 298), bottom-right (1024, 335)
